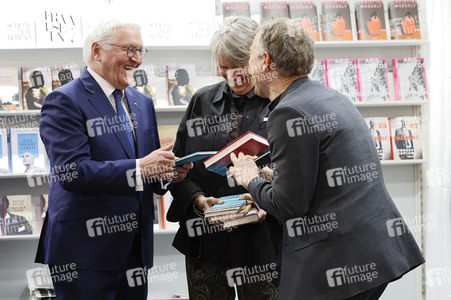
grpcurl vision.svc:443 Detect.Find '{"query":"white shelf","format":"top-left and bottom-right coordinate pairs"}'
top-left (0, 173), bottom-right (49, 179)
top-left (354, 101), bottom-right (427, 107)
top-left (381, 159), bottom-right (425, 165)
top-left (0, 235), bottom-right (40, 241)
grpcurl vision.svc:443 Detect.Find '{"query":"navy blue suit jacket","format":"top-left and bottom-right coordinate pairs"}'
top-left (35, 69), bottom-right (165, 271)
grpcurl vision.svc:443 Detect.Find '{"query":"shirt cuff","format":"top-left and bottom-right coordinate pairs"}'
top-left (135, 159), bottom-right (143, 192)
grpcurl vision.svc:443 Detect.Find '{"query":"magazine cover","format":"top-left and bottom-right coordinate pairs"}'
top-left (9, 127), bottom-right (48, 174)
top-left (326, 58), bottom-right (359, 102)
top-left (51, 64), bottom-right (81, 90)
top-left (0, 67), bottom-right (20, 110)
top-left (260, 2), bottom-right (290, 22)
top-left (0, 128), bottom-right (9, 174)
top-left (288, 1), bottom-right (320, 41)
top-left (21, 66), bottom-right (52, 110)
top-left (222, 2), bottom-right (251, 18)
top-left (131, 65), bottom-right (157, 105)
top-left (309, 59), bottom-right (328, 86)
top-left (320, 1), bottom-right (353, 41)
top-left (166, 64), bottom-right (197, 106)
top-left (365, 117), bottom-right (392, 160)
top-left (355, 1), bottom-right (387, 40)
top-left (1, 195), bottom-right (33, 236)
top-left (356, 58), bottom-right (389, 102)
top-left (392, 57), bottom-right (427, 101)
top-left (389, 116), bottom-right (422, 160)
top-left (388, 0), bottom-right (421, 40)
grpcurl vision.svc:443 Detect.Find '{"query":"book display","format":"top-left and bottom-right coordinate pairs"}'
top-left (0, 1), bottom-right (430, 299)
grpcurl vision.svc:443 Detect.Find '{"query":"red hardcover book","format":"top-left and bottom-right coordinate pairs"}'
top-left (203, 131), bottom-right (269, 176)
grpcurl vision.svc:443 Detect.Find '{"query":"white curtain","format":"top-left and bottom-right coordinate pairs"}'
top-left (425, 0), bottom-right (451, 299)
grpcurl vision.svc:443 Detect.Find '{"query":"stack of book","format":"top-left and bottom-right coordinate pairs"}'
top-left (204, 194), bottom-right (260, 228)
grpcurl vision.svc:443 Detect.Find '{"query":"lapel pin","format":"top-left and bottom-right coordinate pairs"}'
top-left (134, 102), bottom-right (138, 106)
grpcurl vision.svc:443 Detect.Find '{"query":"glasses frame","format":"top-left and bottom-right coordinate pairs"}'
top-left (108, 44), bottom-right (148, 58)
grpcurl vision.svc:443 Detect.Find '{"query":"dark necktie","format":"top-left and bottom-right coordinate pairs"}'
top-left (113, 89), bottom-right (136, 157)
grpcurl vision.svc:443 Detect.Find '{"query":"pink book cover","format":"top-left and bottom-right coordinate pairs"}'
top-left (392, 57), bottom-right (427, 101)
top-left (309, 59), bottom-right (328, 86)
top-left (356, 58), bottom-right (389, 102)
top-left (364, 117), bottom-right (392, 160)
top-left (326, 58), bottom-right (359, 102)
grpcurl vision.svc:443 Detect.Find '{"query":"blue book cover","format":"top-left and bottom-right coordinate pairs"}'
top-left (9, 128), bottom-right (48, 174)
top-left (204, 194), bottom-right (247, 215)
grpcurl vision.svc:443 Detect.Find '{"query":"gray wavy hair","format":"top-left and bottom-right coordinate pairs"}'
top-left (210, 15), bottom-right (258, 67)
top-left (83, 19), bottom-right (141, 65)
top-left (255, 18), bottom-right (315, 77)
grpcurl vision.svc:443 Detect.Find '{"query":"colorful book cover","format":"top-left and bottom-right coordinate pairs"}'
top-left (392, 57), bottom-right (427, 101)
top-left (131, 65), bottom-right (157, 106)
top-left (389, 116), bottom-right (422, 160)
top-left (309, 59), bottom-right (328, 86)
top-left (320, 1), bottom-right (354, 41)
top-left (364, 117), bottom-right (392, 160)
top-left (355, 1), bottom-right (387, 40)
top-left (21, 66), bottom-right (52, 110)
top-left (1, 195), bottom-right (33, 236)
top-left (51, 64), bottom-right (81, 90)
top-left (288, 1), bottom-right (320, 41)
top-left (0, 67), bottom-right (20, 111)
top-left (326, 58), bottom-right (359, 102)
top-left (356, 58), bottom-right (389, 102)
top-left (9, 127), bottom-right (48, 174)
top-left (260, 2), bottom-right (290, 22)
top-left (166, 64), bottom-right (197, 106)
top-left (388, 0), bottom-right (421, 40)
top-left (222, 2), bottom-right (251, 18)
top-left (0, 129), bottom-right (10, 174)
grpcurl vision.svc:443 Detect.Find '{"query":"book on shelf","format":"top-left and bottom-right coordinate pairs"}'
top-left (203, 131), bottom-right (270, 176)
top-left (166, 64), bottom-right (197, 106)
top-left (39, 194), bottom-right (48, 228)
top-left (260, 2), bottom-right (290, 22)
top-left (175, 151), bottom-right (217, 167)
top-left (326, 58), bottom-right (359, 102)
top-left (222, 2), bottom-right (251, 18)
top-left (356, 58), bottom-right (389, 102)
top-left (288, 1), bottom-right (320, 41)
top-left (389, 116), bottom-right (422, 160)
top-left (309, 59), bottom-right (328, 86)
top-left (320, 1), bottom-right (354, 41)
top-left (364, 117), bottom-right (392, 160)
top-left (0, 67), bottom-right (20, 111)
top-left (1, 194), bottom-right (34, 236)
top-left (204, 194), bottom-right (247, 218)
top-left (131, 65), bottom-right (158, 106)
top-left (388, 0), bottom-right (421, 40)
top-left (157, 125), bottom-right (179, 148)
top-left (392, 57), bottom-right (427, 101)
top-left (153, 193), bottom-right (161, 230)
top-left (355, 1), bottom-right (387, 40)
top-left (21, 66), bottom-right (52, 110)
top-left (51, 64), bottom-right (81, 90)
top-left (0, 129), bottom-right (10, 174)
top-left (9, 127), bottom-right (48, 174)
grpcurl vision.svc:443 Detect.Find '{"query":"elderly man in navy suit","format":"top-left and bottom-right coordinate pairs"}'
top-left (230, 18), bottom-right (424, 299)
top-left (35, 20), bottom-right (192, 300)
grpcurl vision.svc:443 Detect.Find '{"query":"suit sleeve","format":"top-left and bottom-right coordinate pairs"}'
top-left (40, 89), bottom-right (137, 195)
top-left (248, 106), bottom-right (320, 222)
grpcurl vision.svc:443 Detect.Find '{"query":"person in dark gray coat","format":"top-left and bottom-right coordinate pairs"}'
top-left (229, 18), bottom-right (425, 300)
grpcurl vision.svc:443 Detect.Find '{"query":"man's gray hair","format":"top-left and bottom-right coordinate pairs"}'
top-left (83, 20), bottom-right (141, 65)
top-left (210, 15), bottom-right (258, 67)
top-left (256, 18), bottom-right (315, 77)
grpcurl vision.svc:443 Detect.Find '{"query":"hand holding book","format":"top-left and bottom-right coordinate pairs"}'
top-left (228, 152), bottom-right (260, 189)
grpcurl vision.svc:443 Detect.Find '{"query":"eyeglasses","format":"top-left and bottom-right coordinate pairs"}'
top-left (108, 44), bottom-right (148, 58)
